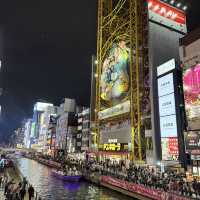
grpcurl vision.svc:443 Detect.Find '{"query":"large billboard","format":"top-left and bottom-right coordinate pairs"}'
top-left (100, 40), bottom-right (130, 107)
top-left (99, 119), bottom-right (131, 144)
top-left (183, 64), bottom-right (200, 130)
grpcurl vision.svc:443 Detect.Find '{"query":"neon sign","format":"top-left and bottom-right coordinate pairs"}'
top-left (103, 143), bottom-right (121, 151)
top-left (148, 0), bottom-right (186, 25)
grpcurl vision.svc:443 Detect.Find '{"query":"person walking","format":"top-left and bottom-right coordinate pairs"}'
top-left (28, 185), bottom-right (34, 200)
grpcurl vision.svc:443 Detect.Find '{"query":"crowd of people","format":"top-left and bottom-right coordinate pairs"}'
top-left (85, 159), bottom-right (200, 199)
top-left (0, 175), bottom-right (36, 200)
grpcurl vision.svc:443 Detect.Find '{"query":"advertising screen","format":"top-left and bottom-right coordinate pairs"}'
top-left (158, 73), bottom-right (174, 97)
top-left (161, 137), bottom-right (179, 160)
top-left (157, 59), bottom-right (176, 77)
top-left (183, 64), bottom-right (200, 130)
top-left (160, 115), bottom-right (177, 137)
top-left (100, 40), bottom-right (130, 106)
top-left (185, 131), bottom-right (200, 154)
top-left (100, 119), bottom-right (131, 144)
top-left (159, 93), bottom-right (176, 117)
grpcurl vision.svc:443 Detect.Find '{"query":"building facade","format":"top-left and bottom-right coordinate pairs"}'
top-left (180, 28), bottom-right (200, 175)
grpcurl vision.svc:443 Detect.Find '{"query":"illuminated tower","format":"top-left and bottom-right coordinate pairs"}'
top-left (95, 0), bottom-right (149, 161)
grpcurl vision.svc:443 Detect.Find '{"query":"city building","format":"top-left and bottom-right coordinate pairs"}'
top-left (23, 119), bottom-right (32, 148)
top-left (48, 115), bottom-right (58, 157)
top-left (55, 98), bottom-right (77, 156)
top-left (76, 108), bottom-right (90, 152)
top-left (93, 0), bottom-right (187, 166)
top-left (179, 28), bottom-right (200, 175)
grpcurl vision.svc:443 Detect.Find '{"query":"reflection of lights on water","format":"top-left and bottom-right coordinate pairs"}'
top-left (64, 182), bottom-right (81, 192)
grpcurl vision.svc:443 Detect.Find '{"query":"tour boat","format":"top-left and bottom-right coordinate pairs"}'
top-left (52, 169), bottom-right (82, 182)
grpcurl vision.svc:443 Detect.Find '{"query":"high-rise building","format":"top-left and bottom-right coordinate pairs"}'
top-left (93, 0), bottom-right (188, 166)
top-left (76, 108), bottom-right (90, 152)
top-left (180, 28), bottom-right (200, 175)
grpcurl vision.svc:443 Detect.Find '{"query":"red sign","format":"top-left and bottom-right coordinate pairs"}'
top-left (168, 137), bottom-right (179, 155)
top-left (101, 176), bottom-right (190, 200)
top-left (148, 0), bottom-right (186, 25)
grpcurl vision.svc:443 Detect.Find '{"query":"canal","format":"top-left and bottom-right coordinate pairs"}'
top-left (16, 157), bottom-right (134, 200)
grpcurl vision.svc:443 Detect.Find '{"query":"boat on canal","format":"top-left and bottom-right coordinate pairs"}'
top-left (52, 169), bottom-right (82, 182)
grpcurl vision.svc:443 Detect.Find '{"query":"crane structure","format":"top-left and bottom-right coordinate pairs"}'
top-left (95, 0), bottom-right (150, 162)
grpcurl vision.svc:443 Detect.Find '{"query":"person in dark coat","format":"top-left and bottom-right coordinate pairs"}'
top-left (28, 185), bottom-right (34, 200)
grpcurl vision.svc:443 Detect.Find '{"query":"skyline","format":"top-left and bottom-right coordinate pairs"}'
top-left (0, 0), bottom-right (200, 142)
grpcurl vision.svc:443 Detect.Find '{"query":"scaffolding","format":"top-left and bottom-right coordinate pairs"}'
top-left (95, 0), bottom-right (149, 162)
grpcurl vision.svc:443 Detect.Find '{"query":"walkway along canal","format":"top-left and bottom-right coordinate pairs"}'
top-left (15, 157), bottom-right (133, 200)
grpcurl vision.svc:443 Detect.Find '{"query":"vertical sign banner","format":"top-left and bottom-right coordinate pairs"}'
top-left (157, 61), bottom-right (179, 161)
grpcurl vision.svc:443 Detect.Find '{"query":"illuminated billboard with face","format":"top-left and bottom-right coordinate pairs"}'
top-left (100, 40), bottom-right (130, 106)
top-left (183, 64), bottom-right (200, 130)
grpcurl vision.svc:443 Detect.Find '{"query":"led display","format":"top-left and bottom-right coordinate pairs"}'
top-left (183, 64), bottom-right (200, 130)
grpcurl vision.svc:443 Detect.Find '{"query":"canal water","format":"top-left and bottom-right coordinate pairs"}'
top-left (16, 157), bottom-right (134, 200)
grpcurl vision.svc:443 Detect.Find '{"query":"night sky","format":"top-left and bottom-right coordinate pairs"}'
top-left (0, 0), bottom-right (199, 142)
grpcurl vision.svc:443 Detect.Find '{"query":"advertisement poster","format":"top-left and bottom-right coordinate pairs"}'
top-left (183, 64), bottom-right (200, 130)
top-left (185, 131), bottom-right (200, 154)
top-left (161, 138), bottom-right (179, 160)
top-left (159, 93), bottom-right (176, 117)
top-left (157, 73), bottom-right (174, 97)
top-left (100, 40), bottom-right (130, 106)
top-left (160, 115), bottom-right (178, 137)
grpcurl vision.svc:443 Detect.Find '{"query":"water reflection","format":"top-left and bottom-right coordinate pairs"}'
top-left (16, 158), bottom-right (133, 200)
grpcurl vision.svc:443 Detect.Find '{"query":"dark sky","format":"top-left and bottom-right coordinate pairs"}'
top-left (0, 0), bottom-right (199, 142)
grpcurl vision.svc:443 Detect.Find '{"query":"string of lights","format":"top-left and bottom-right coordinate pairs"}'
top-left (161, 0), bottom-right (188, 11)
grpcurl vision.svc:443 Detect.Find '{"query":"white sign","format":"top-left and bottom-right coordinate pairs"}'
top-left (157, 59), bottom-right (176, 77)
top-left (99, 100), bottom-right (130, 120)
top-left (189, 105), bottom-right (200, 119)
top-left (159, 93), bottom-right (176, 117)
top-left (34, 102), bottom-right (53, 112)
top-left (160, 115), bottom-right (178, 137)
top-left (158, 73), bottom-right (174, 97)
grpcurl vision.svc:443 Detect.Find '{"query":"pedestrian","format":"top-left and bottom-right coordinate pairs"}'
top-left (20, 186), bottom-right (26, 200)
top-left (0, 176), bottom-right (2, 187)
top-left (28, 185), bottom-right (34, 200)
top-left (22, 177), bottom-right (27, 190)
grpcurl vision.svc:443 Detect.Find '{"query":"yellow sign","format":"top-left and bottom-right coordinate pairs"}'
top-left (103, 143), bottom-right (121, 151)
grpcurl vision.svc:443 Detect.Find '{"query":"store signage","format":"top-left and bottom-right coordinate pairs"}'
top-left (99, 100), bottom-right (130, 120)
top-left (108, 139), bottom-right (118, 143)
top-left (148, 0), bottom-right (187, 33)
top-left (191, 155), bottom-right (200, 161)
top-left (103, 143), bottom-right (121, 151)
top-left (158, 73), bottom-right (174, 97)
top-left (34, 102), bottom-right (53, 112)
top-left (182, 54), bottom-right (200, 69)
top-left (185, 131), bottom-right (200, 151)
top-left (159, 93), bottom-right (176, 117)
top-left (160, 115), bottom-right (178, 137)
top-left (157, 59), bottom-right (176, 76)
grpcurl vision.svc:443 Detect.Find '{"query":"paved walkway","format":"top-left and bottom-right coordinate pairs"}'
top-left (0, 188), bottom-right (4, 200)
top-left (0, 168), bottom-right (29, 200)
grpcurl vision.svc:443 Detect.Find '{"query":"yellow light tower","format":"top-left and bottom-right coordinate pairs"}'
top-left (95, 0), bottom-right (149, 162)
